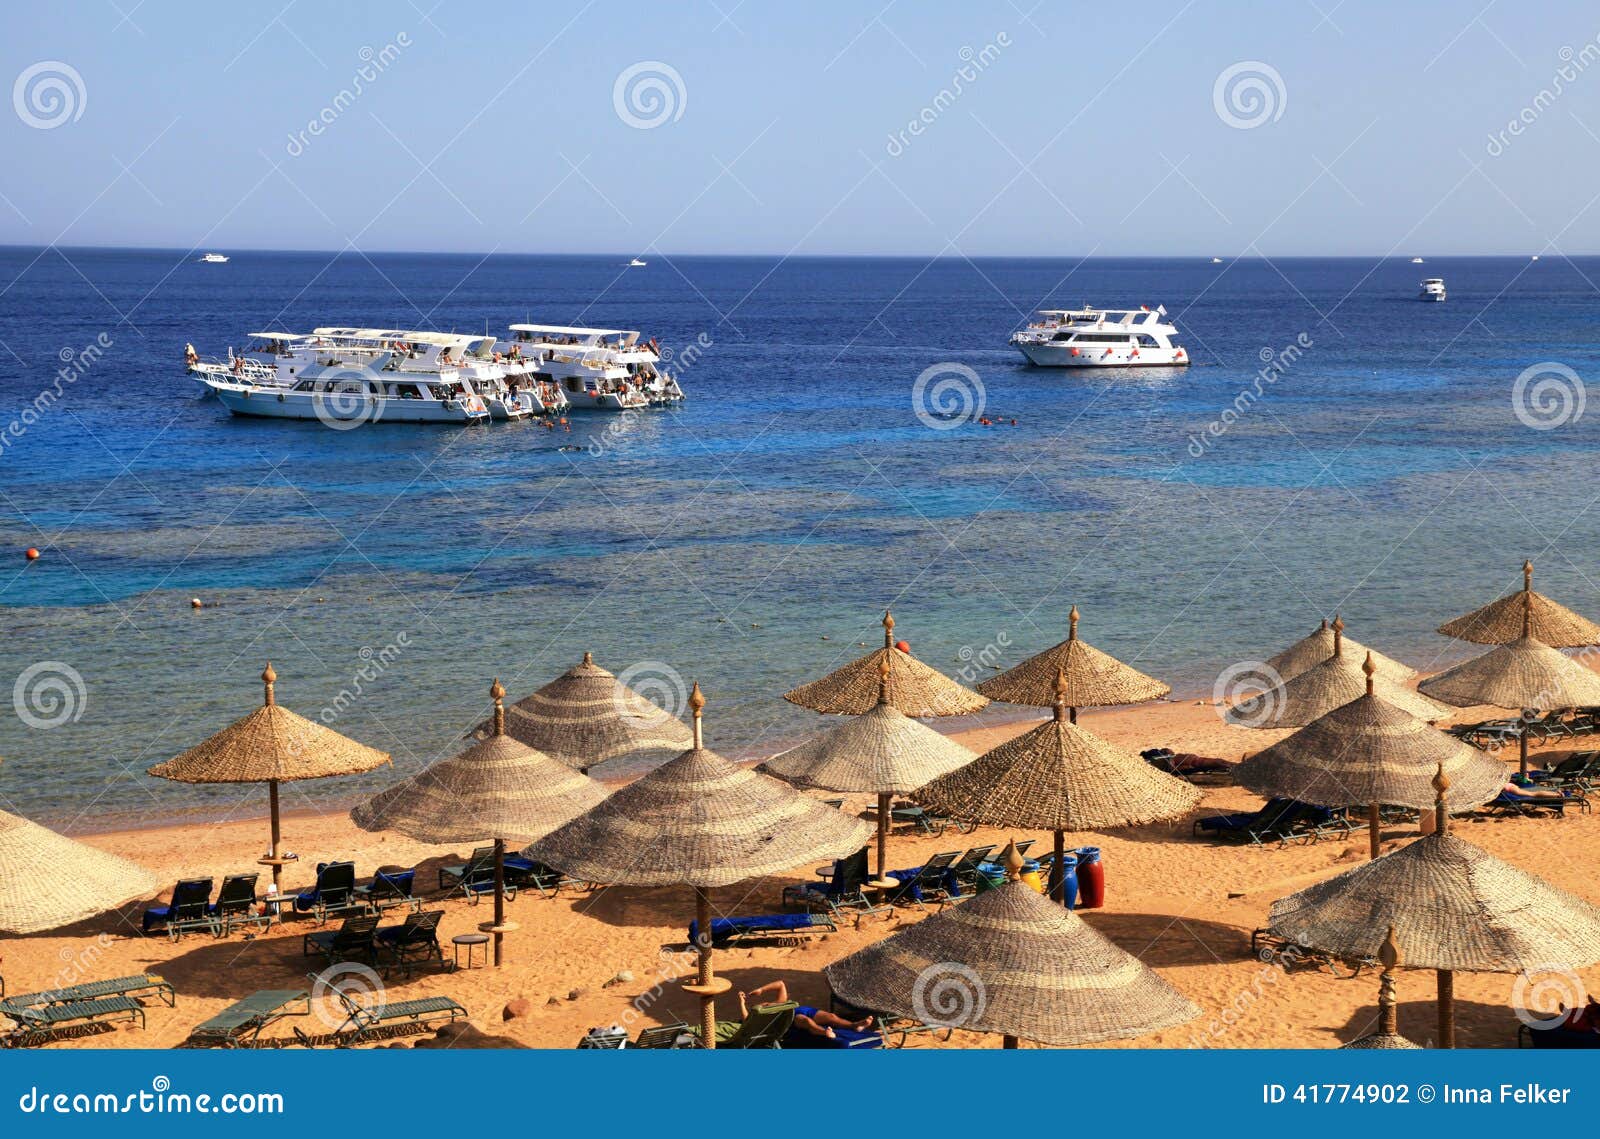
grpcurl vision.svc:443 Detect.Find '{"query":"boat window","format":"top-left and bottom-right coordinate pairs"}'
top-left (294, 380), bottom-right (317, 391)
top-left (565, 378), bottom-right (580, 392)
top-left (1136, 334), bottom-right (1160, 347)
top-left (395, 384), bottom-right (423, 399)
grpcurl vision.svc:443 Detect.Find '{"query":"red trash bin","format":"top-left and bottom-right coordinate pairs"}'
top-left (1074, 846), bottom-right (1104, 908)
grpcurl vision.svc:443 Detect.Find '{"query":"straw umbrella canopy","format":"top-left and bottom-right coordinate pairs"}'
top-left (1266, 768), bottom-right (1600, 1047)
top-left (914, 669), bottom-right (1202, 903)
top-left (1341, 926), bottom-right (1420, 1049)
top-left (760, 658), bottom-right (977, 888)
top-left (0, 807), bottom-right (157, 934)
top-left (482, 652), bottom-right (693, 769)
top-left (525, 683), bottom-right (872, 1047)
top-left (1235, 654), bottom-right (1504, 858)
top-left (1420, 592), bottom-right (1600, 776)
top-left (1266, 618), bottom-right (1416, 683)
top-left (147, 664), bottom-right (390, 891)
top-left (977, 605), bottom-right (1170, 713)
top-left (1226, 618), bottom-right (1448, 728)
top-left (352, 680), bottom-right (607, 965)
top-left (826, 842), bottom-right (1198, 1048)
top-left (1438, 560), bottom-right (1600, 647)
top-left (784, 611), bottom-right (988, 717)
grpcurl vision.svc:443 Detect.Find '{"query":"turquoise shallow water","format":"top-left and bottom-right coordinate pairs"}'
top-left (2, 249), bottom-right (1598, 829)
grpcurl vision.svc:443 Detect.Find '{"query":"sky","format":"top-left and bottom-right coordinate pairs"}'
top-left (4, 0), bottom-right (1600, 257)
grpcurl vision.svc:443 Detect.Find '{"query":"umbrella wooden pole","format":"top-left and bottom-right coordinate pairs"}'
top-left (1519, 730), bottom-right (1530, 779)
top-left (492, 837), bottom-right (506, 967)
top-left (876, 792), bottom-right (891, 882)
top-left (1367, 802), bottom-right (1381, 860)
top-left (267, 779), bottom-right (282, 892)
top-left (1002, 1034), bottom-right (1019, 1049)
top-left (1437, 970), bottom-right (1455, 1048)
top-left (695, 885), bottom-right (718, 1048)
top-left (1050, 829), bottom-right (1066, 904)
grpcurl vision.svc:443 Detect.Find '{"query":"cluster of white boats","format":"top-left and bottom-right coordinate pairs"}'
top-left (185, 324), bottom-right (685, 424)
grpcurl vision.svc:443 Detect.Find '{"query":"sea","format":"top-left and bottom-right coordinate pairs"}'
top-left (2, 248), bottom-right (1598, 831)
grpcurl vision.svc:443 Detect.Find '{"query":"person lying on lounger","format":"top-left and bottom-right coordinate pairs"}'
top-left (738, 981), bottom-right (873, 1039)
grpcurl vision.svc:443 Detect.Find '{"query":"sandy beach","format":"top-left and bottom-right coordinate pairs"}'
top-left (4, 692), bottom-right (1592, 1051)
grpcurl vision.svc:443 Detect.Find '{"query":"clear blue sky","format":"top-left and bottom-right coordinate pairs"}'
top-left (5, 0), bottom-right (1600, 256)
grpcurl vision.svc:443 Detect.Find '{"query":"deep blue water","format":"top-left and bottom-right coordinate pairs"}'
top-left (2, 248), bottom-right (1599, 828)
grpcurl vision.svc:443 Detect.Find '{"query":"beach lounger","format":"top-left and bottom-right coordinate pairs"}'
top-left (142, 877), bottom-right (216, 940)
top-left (782, 847), bottom-right (893, 920)
top-left (1012, 839), bottom-right (1036, 857)
top-left (577, 1027), bottom-right (628, 1048)
top-left (1143, 747), bottom-right (1234, 782)
top-left (950, 845), bottom-right (997, 893)
top-left (302, 914), bottom-right (380, 965)
top-left (1529, 751), bottom-right (1600, 792)
top-left (1250, 928), bottom-right (1372, 978)
top-left (438, 846), bottom-right (521, 904)
top-left (695, 1001), bottom-right (796, 1049)
top-left (1517, 1002), bottom-right (1600, 1049)
top-left (1482, 786), bottom-right (1590, 818)
top-left (294, 861), bottom-right (363, 924)
top-left (209, 872), bottom-right (270, 935)
top-left (375, 909), bottom-right (445, 977)
top-left (2, 996), bottom-right (146, 1048)
top-left (1193, 798), bottom-right (1323, 847)
top-left (829, 992), bottom-right (950, 1048)
top-left (687, 911), bottom-right (837, 947)
top-left (354, 868), bottom-right (420, 915)
top-left (0, 973), bottom-right (174, 1015)
top-left (634, 1022), bottom-right (694, 1049)
top-left (323, 983), bottom-right (465, 1045)
top-left (888, 850), bottom-right (960, 909)
top-left (184, 990), bottom-right (310, 1049)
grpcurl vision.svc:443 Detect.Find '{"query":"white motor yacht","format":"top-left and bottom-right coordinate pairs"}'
top-left (1010, 306), bottom-right (1190, 368)
top-left (506, 324), bottom-right (683, 409)
top-left (1418, 278), bottom-right (1446, 302)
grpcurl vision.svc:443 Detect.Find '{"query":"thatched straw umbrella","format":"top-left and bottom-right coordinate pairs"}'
top-left (481, 652), bottom-right (693, 769)
top-left (1227, 618), bottom-right (1448, 728)
top-left (784, 611), bottom-right (988, 717)
top-left (1341, 926), bottom-right (1420, 1049)
top-left (1420, 591), bottom-right (1600, 776)
top-left (1266, 618), bottom-right (1415, 683)
top-left (352, 680), bottom-right (607, 965)
top-left (913, 669), bottom-right (1201, 903)
top-left (826, 842), bottom-right (1197, 1047)
top-left (147, 664), bottom-right (390, 892)
top-left (1235, 654), bottom-right (1504, 858)
top-left (759, 658), bottom-right (975, 888)
top-left (1266, 767), bottom-right (1600, 1047)
top-left (525, 683), bottom-right (872, 1047)
top-left (1438, 560), bottom-right (1600, 647)
top-left (977, 605), bottom-right (1170, 712)
top-left (0, 807), bottom-right (157, 934)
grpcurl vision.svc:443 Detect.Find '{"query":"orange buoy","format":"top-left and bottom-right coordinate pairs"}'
top-left (24, 547), bottom-right (39, 560)
top-left (894, 639), bottom-right (911, 654)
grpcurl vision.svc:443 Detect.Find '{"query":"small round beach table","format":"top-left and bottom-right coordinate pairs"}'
top-left (452, 932), bottom-right (491, 971)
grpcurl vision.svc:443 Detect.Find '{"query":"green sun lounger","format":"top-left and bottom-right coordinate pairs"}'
top-left (0, 973), bottom-right (174, 1013)
top-left (3, 996), bottom-right (146, 1047)
top-left (694, 1001), bottom-right (797, 1049)
top-left (184, 990), bottom-right (310, 1049)
top-left (324, 985), bottom-right (466, 1045)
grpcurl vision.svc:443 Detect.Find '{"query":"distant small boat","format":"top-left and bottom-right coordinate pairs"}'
top-left (1419, 278), bottom-right (1446, 302)
top-left (1531, 254), bottom-right (1541, 261)
top-left (628, 258), bottom-right (647, 267)
top-left (1210, 257), bottom-right (1223, 264)
top-left (1410, 257), bottom-right (1424, 264)
top-left (199, 252), bottom-right (229, 264)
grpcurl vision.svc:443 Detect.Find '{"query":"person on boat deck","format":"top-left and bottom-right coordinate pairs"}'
top-left (184, 343), bottom-right (198, 365)
top-left (738, 981), bottom-right (873, 1039)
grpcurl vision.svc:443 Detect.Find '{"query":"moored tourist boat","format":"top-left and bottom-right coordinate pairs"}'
top-left (507, 324), bottom-right (683, 409)
top-left (1010, 306), bottom-right (1189, 368)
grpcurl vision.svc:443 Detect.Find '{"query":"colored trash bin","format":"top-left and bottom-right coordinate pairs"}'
top-left (1057, 853), bottom-right (1079, 911)
top-left (1074, 846), bottom-right (1104, 908)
